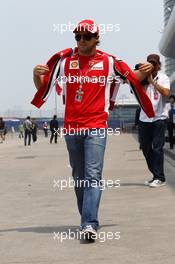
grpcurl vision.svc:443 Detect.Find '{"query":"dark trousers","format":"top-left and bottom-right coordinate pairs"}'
top-left (167, 122), bottom-right (175, 148)
top-left (32, 131), bottom-right (37, 142)
top-left (24, 130), bottom-right (31, 146)
top-left (138, 120), bottom-right (166, 182)
top-left (43, 129), bottom-right (48, 137)
top-left (50, 130), bottom-right (58, 143)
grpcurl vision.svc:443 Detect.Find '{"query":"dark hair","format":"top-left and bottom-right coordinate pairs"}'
top-left (93, 33), bottom-right (100, 46)
top-left (96, 40), bottom-right (100, 46)
top-left (88, 32), bottom-right (100, 46)
top-left (169, 95), bottom-right (175, 101)
top-left (53, 115), bottom-right (57, 119)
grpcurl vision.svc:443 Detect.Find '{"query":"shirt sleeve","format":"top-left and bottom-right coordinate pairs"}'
top-left (161, 74), bottom-right (170, 89)
top-left (108, 57), bottom-right (122, 111)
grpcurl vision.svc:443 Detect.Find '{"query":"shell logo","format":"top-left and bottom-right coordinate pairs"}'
top-left (71, 61), bottom-right (78, 68)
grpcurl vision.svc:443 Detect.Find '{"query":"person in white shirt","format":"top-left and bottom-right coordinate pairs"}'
top-left (138, 54), bottom-right (170, 188)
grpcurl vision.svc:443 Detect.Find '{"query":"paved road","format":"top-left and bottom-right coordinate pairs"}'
top-left (0, 133), bottom-right (175, 264)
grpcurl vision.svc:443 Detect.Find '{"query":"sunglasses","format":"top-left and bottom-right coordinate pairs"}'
top-left (75, 33), bottom-right (96, 41)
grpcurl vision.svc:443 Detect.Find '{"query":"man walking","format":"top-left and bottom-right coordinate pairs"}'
top-left (32, 19), bottom-right (154, 240)
top-left (31, 119), bottom-right (38, 143)
top-left (138, 54), bottom-right (170, 188)
top-left (23, 116), bottom-right (33, 146)
top-left (50, 115), bottom-right (59, 144)
top-left (43, 121), bottom-right (49, 137)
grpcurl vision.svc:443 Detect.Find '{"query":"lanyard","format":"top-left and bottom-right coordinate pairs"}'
top-left (75, 56), bottom-right (96, 103)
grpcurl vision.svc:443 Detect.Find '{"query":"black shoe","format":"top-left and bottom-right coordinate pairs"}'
top-left (81, 225), bottom-right (97, 242)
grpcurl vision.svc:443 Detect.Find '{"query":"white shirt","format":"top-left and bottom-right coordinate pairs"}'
top-left (139, 71), bottom-right (170, 122)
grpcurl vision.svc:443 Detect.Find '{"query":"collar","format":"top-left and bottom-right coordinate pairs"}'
top-left (71, 48), bottom-right (104, 61)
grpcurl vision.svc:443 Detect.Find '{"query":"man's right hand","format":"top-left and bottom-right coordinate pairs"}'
top-left (33, 65), bottom-right (50, 90)
top-left (33, 65), bottom-right (50, 76)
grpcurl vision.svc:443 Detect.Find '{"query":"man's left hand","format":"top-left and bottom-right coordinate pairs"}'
top-left (138, 62), bottom-right (154, 73)
top-left (134, 62), bottom-right (154, 82)
top-left (147, 74), bottom-right (154, 84)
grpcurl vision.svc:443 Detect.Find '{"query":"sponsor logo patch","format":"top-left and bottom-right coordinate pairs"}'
top-left (91, 62), bottom-right (103, 70)
top-left (70, 61), bottom-right (79, 69)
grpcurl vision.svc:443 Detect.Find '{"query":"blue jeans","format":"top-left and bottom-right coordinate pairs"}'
top-left (65, 129), bottom-right (107, 230)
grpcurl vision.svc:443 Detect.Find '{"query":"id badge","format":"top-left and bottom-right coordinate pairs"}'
top-left (154, 90), bottom-right (159, 100)
top-left (75, 89), bottom-right (84, 103)
top-left (75, 94), bottom-right (83, 103)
